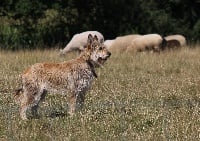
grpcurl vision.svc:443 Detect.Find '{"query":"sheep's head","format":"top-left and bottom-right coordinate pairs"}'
top-left (85, 34), bottom-right (111, 67)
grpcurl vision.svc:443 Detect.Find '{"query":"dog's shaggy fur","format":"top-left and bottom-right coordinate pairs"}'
top-left (14, 34), bottom-right (111, 120)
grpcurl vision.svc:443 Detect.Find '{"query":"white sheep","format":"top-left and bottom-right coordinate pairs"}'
top-left (164, 34), bottom-right (186, 47)
top-left (60, 31), bottom-right (104, 55)
top-left (104, 39), bottom-right (115, 49)
top-left (109, 34), bottom-right (142, 52)
top-left (126, 34), bottom-right (166, 53)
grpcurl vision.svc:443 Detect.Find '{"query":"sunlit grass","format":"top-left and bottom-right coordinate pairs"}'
top-left (0, 47), bottom-right (200, 140)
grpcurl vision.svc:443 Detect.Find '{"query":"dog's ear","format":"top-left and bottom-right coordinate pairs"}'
top-left (85, 34), bottom-right (93, 49)
top-left (93, 35), bottom-right (98, 41)
top-left (87, 34), bottom-right (93, 45)
top-left (100, 38), bottom-right (104, 43)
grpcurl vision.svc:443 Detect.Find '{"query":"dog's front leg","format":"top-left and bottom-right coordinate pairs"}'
top-left (76, 92), bottom-right (86, 110)
top-left (68, 92), bottom-right (77, 116)
top-left (68, 92), bottom-right (86, 116)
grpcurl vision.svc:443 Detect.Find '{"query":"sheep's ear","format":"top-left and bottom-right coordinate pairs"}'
top-left (93, 35), bottom-right (98, 41)
top-left (87, 34), bottom-right (93, 45)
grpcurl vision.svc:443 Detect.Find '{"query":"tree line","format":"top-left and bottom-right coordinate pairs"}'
top-left (0, 0), bottom-right (200, 50)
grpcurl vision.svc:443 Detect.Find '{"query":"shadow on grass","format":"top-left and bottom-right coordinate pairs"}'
top-left (48, 111), bottom-right (67, 118)
top-left (28, 110), bottom-right (68, 120)
top-left (5, 95), bottom-right (200, 120)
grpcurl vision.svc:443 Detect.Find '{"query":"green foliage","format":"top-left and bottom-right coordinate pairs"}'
top-left (193, 20), bottom-right (200, 40)
top-left (0, 25), bottom-right (19, 49)
top-left (0, 0), bottom-right (200, 49)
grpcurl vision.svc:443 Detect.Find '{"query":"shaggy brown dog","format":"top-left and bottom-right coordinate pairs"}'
top-left (14, 34), bottom-right (111, 120)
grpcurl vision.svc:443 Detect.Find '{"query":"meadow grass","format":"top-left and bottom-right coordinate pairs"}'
top-left (0, 47), bottom-right (200, 141)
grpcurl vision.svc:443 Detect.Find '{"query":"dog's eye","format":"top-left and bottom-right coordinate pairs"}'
top-left (99, 47), bottom-right (103, 50)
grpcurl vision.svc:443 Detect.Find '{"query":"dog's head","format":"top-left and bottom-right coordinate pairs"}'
top-left (85, 34), bottom-right (111, 66)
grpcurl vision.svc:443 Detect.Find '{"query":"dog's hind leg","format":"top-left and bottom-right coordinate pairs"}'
top-left (30, 89), bottom-right (47, 118)
top-left (68, 93), bottom-right (76, 116)
top-left (19, 93), bottom-right (34, 120)
top-left (19, 84), bottom-right (42, 120)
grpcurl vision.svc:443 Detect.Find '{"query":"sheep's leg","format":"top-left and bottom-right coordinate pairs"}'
top-left (152, 45), bottom-right (162, 53)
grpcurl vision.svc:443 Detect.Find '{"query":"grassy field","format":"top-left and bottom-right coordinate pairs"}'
top-left (0, 47), bottom-right (200, 140)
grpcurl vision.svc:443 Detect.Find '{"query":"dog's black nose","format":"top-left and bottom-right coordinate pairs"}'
top-left (107, 52), bottom-right (111, 57)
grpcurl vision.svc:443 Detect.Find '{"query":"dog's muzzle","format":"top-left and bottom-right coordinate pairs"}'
top-left (97, 52), bottom-right (111, 65)
top-left (107, 52), bottom-right (111, 57)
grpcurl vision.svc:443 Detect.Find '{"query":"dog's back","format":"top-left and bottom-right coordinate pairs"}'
top-left (22, 57), bottom-right (95, 95)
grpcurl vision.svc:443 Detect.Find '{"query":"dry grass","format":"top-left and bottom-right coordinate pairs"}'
top-left (0, 47), bottom-right (200, 140)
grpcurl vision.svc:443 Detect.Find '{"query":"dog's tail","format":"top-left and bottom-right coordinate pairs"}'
top-left (14, 88), bottom-right (23, 103)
